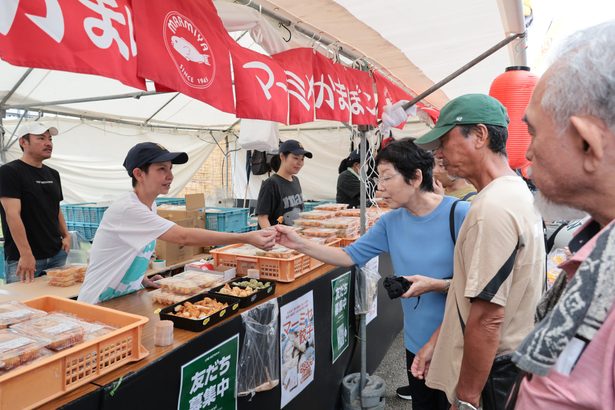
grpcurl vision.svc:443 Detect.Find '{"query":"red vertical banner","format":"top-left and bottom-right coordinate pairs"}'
top-left (133, 0), bottom-right (235, 113)
top-left (0, 0), bottom-right (144, 89)
top-left (373, 70), bottom-right (415, 129)
top-left (272, 48), bottom-right (315, 125)
top-left (346, 68), bottom-right (377, 126)
top-left (231, 44), bottom-right (289, 123)
top-left (312, 52), bottom-right (351, 123)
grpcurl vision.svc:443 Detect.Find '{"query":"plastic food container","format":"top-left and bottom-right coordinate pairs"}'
top-left (0, 302), bottom-right (47, 329)
top-left (313, 203), bottom-right (349, 211)
top-left (292, 218), bottom-right (324, 227)
top-left (0, 329), bottom-right (49, 371)
top-left (301, 227), bottom-right (339, 238)
top-left (149, 289), bottom-right (193, 306)
top-left (175, 271), bottom-right (223, 289)
top-left (11, 312), bottom-right (85, 351)
top-left (298, 210), bottom-right (337, 220)
top-left (156, 277), bottom-right (203, 295)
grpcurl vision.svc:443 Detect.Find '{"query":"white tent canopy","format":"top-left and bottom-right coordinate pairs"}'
top-left (0, 0), bottom-right (530, 203)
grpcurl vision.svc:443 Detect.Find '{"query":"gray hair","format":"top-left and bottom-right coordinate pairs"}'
top-left (542, 20), bottom-right (615, 134)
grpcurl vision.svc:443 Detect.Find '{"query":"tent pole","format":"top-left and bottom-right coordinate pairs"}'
top-left (0, 68), bottom-right (33, 108)
top-left (6, 91), bottom-right (167, 110)
top-left (357, 125), bottom-right (368, 396)
top-left (400, 32), bottom-right (525, 112)
top-left (144, 93), bottom-right (181, 125)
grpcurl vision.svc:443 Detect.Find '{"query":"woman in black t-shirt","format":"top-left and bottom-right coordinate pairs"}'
top-left (336, 150), bottom-right (361, 208)
top-left (255, 140), bottom-right (312, 228)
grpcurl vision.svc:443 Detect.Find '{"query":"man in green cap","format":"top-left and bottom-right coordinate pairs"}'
top-left (408, 94), bottom-right (545, 410)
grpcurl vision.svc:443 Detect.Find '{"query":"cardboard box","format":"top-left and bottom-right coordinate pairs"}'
top-left (155, 218), bottom-right (194, 265)
top-left (157, 199), bottom-right (206, 228)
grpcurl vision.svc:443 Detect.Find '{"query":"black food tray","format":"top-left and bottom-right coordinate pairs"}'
top-left (207, 277), bottom-right (276, 308)
top-left (159, 293), bottom-right (242, 332)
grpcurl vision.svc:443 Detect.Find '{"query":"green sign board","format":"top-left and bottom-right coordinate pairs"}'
top-left (178, 334), bottom-right (239, 410)
top-left (331, 271), bottom-right (351, 363)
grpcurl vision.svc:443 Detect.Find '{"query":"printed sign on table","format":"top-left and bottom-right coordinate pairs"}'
top-left (178, 334), bottom-right (239, 410)
top-left (280, 290), bottom-right (315, 408)
top-left (331, 271), bottom-right (351, 362)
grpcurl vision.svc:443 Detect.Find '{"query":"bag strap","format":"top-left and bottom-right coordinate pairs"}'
top-left (545, 221), bottom-right (568, 253)
top-left (461, 191), bottom-right (477, 201)
top-left (449, 199), bottom-right (461, 244)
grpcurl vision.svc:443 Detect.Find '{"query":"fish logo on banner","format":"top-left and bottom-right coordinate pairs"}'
top-left (163, 11), bottom-right (216, 89)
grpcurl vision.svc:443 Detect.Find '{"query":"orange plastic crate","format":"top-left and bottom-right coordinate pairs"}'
top-left (0, 295), bottom-right (149, 410)
top-left (211, 241), bottom-right (339, 282)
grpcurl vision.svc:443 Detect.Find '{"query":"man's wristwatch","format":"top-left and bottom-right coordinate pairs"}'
top-left (454, 397), bottom-right (481, 410)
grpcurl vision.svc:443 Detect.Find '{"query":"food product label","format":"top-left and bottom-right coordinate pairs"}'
top-left (0, 309), bottom-right (31, 320)
top-left (178, 334), bottom-right (238, 410)
top-left (45, 322), bottom-right (78, 335)
top-left (0, 336), bottom-right (33, 352)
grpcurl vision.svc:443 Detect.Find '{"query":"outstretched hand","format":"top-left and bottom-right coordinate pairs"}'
top-left (246, 228), bottom-right (276, 250)
top-left (274, 224), bottom-right (304, 250)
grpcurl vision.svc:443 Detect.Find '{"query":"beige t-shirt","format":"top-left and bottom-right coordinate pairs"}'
top-left (426, 176), bottom-right (545, 403)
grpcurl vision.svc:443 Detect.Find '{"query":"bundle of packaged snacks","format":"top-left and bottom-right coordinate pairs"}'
top-left (292, 218), bottom-right (324, 228)
top-left (298, 210), bottom-right (337, 220)
top-left (150, 289), bottom-right (190, 306)
top-left (59, 314), bottom-right (116, 341)
top-left (12, 312), bottom-right (85, 351)
top-left (175, 271), bottom-right (224, 289)
top-left (321, 217), bottom-right (360, 230)
top-left (314, 203), bottom-right (349, 212)
top-left (72, 265), bottom-right (87, 282)
top-left (301, 227), bottom-right (339, 238)
top-left (171, 297), bottom-right (228, 320)
top-left (46, 265), bottom-right (87, 286)
top-left (0, 329), bottom-right (49, 370)
top-left (156, 277), bottom-right (203, 296)
top-left (337, 208), bottom-right (360, 217)
top-left (219, 244), bottom-right (260, 257)
top-left (256, 245), bottom-right (299, 259)
top-left (0, 301), bottom-right (47, 329)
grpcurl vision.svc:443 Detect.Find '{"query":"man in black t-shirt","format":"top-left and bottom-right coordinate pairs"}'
top-left (256, 140), bottom-right (312, 228)
top-left (0, 122), bottom-right (70, 283)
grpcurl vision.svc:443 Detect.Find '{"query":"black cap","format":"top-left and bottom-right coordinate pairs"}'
top-left (123, 142), bottom-right (189, 177)
top-left (347, 150), bottom-right (360, 163)
top-left (279, 139), bottom-right (312, 158)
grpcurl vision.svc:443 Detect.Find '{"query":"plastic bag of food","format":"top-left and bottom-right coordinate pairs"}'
top-left (355, 258), bottom-right (381, 315)
top-left (238, 299), bottom-right (279, 397)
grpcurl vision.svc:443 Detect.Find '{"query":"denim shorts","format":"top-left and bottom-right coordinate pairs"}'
top-left (5, 249), bottom-right (68, 284)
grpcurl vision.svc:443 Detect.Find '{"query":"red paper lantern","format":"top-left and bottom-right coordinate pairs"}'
top-left (489, 66), bottom-right (538, 175)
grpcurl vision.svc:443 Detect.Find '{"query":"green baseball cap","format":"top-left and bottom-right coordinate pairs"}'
top-left (414, 94), bottom-right (509, 150)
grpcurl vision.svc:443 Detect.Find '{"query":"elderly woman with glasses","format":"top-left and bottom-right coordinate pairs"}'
top-left (275, 138), bottom-right (470, 409)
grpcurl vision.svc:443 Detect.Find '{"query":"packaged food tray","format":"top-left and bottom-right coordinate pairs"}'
top-left (159, 293), bottom-right (241, 332)
top-left (0, 295), bottom-right (149, 410)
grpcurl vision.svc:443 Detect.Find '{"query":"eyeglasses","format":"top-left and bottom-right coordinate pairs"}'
top-left (374, 173), bottom-right (400, 186)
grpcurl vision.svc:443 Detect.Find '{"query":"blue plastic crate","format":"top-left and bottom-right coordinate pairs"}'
top-left (230, 225), bottom-right (257, 233)
top-left (67, 221), bottom-right (99, 242)
top-left (303, 200), bottom-right (333, 212)
top-left (61, 203), bottom-right (108, 224)
top-left (155, 197), bottom-right (186, 206)
top-left (205, 207), bottom-right (249, 232)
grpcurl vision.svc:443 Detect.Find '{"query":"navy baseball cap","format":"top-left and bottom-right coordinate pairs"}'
top-left (123, 142), bottom-right (188, 177)
top-left (279, 139), bottom-right (312, 158)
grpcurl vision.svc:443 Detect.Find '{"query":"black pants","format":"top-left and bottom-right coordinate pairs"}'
top-left (405, 350), bottom-right (450, 410)
top-left (481, 354), bottom-right (519, 410)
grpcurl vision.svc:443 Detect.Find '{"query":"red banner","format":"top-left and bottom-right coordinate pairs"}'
top-left (231, 44), bottom-right (288, 123)
top-left (373, 70), bottom-right (412, 120)
top-left (312, 52), bottom-right (351, 123)
top-left (272, 48), bottom-right (315, 125)
top-left (345, 68), bottom-right (377, 126)
top-left (133, 0), bottom-right (235, 113)
top-left (0, 0), bottom-right (144, 89)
